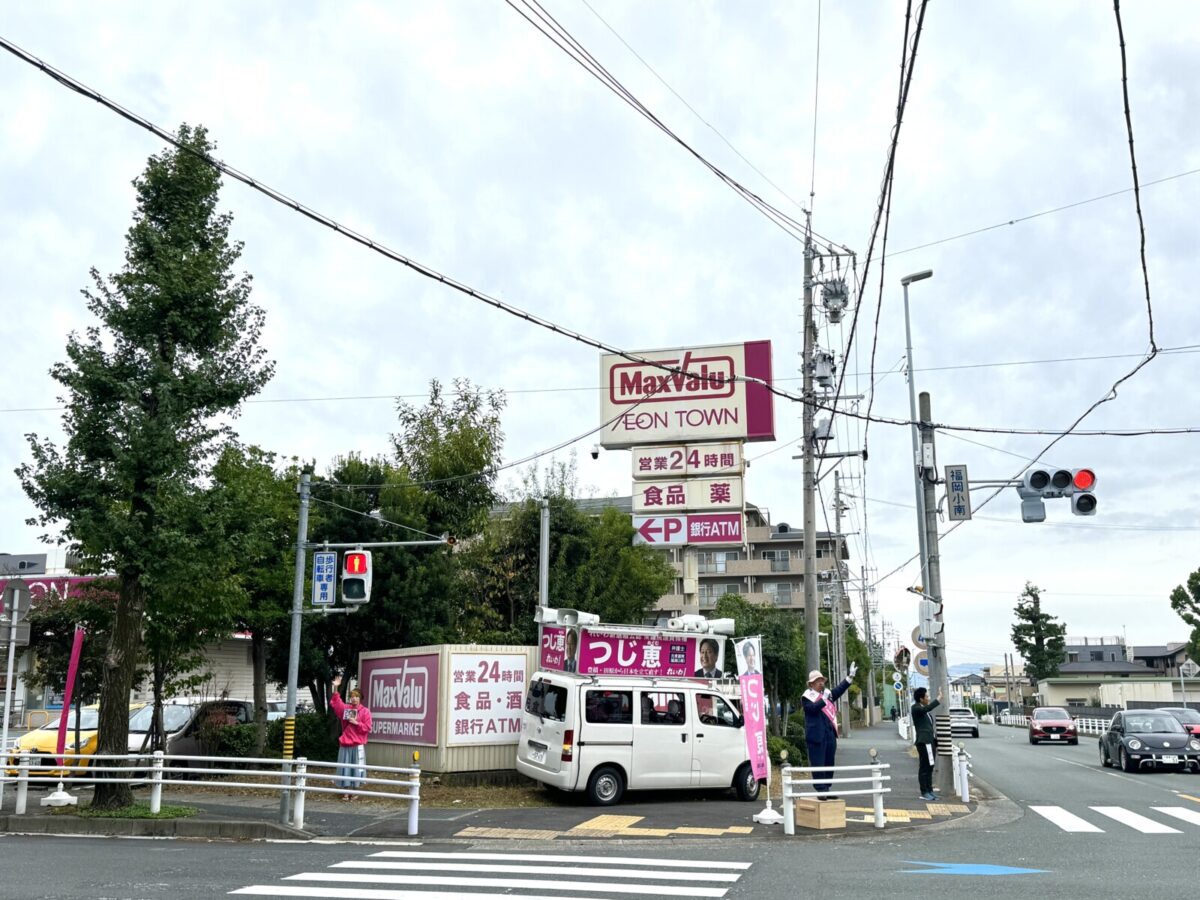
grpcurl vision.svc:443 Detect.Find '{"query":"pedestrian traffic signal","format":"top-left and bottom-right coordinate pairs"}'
top-left (341, 549), bottom-right (373, 605)
top-left (1071, 468), bottom-right (1097, 516)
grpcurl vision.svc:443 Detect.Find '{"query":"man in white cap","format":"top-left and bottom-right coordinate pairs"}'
top-left (801, 662), bottom-right (856, 798)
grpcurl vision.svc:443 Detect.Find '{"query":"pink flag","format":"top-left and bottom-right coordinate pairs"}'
top-left (739, 673), bottom-right (769, 781)
top-left (56, 626), bottom-right (86, 766)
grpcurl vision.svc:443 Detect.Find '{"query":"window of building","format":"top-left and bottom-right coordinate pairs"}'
top-left (761, 549), bottom-right (791, 572)
top-left (696, 550), bottom-right (741, 574)
top-left (1067, 652), bottom-right (1079, 663)
top-left (763, 582), bottom-right (793, 606)
top-left (1090, 651), bottom-right (1104, 662)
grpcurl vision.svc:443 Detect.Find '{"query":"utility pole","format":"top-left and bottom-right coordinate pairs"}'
top-left (833, 471), bottom-right (849, 732)
top-left (280, 470), bottom-right (311, 824)
top-left (861, 565), bottom-right (876, 726)
top-left (918, 392), bottom-right (953, 794)
top-left (538, 498), bottom-right (550, 608)
top-left (801, 220), bottom-right (820, 674)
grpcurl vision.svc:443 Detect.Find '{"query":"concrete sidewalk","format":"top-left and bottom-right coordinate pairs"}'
top-left (0, 721), bottom-right (983, 841)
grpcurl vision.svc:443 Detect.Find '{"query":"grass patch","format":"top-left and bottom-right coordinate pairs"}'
top-left (59, 802), bottom-right (199, 820)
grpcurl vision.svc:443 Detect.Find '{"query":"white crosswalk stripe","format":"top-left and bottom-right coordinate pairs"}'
top-left (1029, 804), bottom-right (1200, 835)
top-left (230, 849), bottom-right (752, 898)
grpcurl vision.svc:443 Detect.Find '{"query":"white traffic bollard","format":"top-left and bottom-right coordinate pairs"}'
top-left (150, 750), bottom-right (164, 814)
top-left (959, 751), bottom-right (971, 803)
top-left (781, 768), bottom-right (795, 836)
top-left (15, 751), bottom-right (29, 815)
top-left (407, 752), bottom-right (421, 836)
top-left (292, 758), bottom-right (308, 831)
top-left (870, 750), bottom-right (885, 829)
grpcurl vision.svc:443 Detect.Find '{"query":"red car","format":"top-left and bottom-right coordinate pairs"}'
top-left (1158, 707), bottom-right (1200, 737)
top-left (1029, 706), bottom-right (1078, 745)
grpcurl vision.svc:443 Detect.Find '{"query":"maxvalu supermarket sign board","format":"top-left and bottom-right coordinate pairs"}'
top-left (599, 341), bottom-right (775, 448)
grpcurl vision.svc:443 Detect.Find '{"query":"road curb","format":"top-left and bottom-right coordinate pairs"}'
top-left (0, 814), bottom-right (310, 841)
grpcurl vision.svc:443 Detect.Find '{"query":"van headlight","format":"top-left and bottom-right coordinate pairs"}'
top-left (1127, 739), bottom-right (1143, 751)
top-left (1189, 739), bottom-right (1200, 751)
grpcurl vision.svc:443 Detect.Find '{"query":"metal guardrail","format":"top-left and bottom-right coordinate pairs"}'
top-left (3, 750), bottom-right (421, 833)
top-left (950, 743), bottom-right (973, 802)
top-left (998, 713), bottom-right (1111, 735)
top-left (780, 762), bottom-right (891, 833)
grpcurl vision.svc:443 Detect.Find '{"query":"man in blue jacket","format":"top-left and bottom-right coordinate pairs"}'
top-left (801, 663), bottom-right (856, 798)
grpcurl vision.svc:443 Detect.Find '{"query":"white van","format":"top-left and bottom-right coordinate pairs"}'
top-left (516, 671), bottom-right (761, 805)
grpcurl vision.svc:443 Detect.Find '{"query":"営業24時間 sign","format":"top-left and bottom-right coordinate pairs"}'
top-left (600, 341), bottom-right (775, 448)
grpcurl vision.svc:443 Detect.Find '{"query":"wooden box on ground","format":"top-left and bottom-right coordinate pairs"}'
top-left (792, 797), bottom-right (846, 830)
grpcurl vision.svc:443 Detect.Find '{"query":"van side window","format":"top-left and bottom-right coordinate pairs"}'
top-left (698, 693), bottom-right (739, 727)
top-left (585, 690), bottom-right (632, 724)
top-left (640, 691), bottom-right (685, 725)
top-left (525, 679), bottom-right (568, 722)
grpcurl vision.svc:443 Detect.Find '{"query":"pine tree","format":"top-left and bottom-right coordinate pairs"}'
top-left (1011, 582), bottom-right (1067, 682)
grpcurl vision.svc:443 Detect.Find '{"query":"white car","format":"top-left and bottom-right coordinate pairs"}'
top-left (947, 706), bottom-right (980, 738)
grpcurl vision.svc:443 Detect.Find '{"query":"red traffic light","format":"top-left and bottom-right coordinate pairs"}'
top-left (344, 551), bottom-right (369, 575)
top-left (1073, 469), bottom-right (1096, 491)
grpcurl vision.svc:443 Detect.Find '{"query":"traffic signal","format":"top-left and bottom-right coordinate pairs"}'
top-left (1071, 468), bottom-right (1097, 516)
top-left (1018, 466), bottom-right (1097, 522)
top-left (341, 549), bottom-right (373, 605)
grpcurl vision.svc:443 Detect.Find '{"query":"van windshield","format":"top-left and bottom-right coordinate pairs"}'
top-left (525, 679), bottom-right (568, 722)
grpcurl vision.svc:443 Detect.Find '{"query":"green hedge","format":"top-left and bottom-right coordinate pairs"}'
top-left (768, 735), bottom-right (807, 766)
top-left (266, 712), bottom-right (340, 763)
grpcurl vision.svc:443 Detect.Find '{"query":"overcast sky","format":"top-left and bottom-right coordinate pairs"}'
top-left (2, 2), bottom-right (1198, 670)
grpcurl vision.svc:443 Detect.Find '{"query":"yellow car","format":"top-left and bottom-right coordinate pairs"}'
top-left (6, 704), bottom-right (147, 778)
top-left (6, 706), bottom-right (102, 778)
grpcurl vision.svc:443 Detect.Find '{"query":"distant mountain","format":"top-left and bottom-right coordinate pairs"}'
top-left (948, 662), bottom-right (988, 678)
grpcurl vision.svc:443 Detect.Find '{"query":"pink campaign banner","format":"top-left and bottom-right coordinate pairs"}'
top-left (360, 653), bottom-right (439, 746)
top-left (739, 673), bottom-right (769, 781)
top-left (577, 629), bottom-right (699, 678)
top-left (540, 625), bottom-right (568, 671)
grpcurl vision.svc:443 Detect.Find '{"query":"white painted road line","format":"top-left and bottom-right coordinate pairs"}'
top-left (1152, 806), bottom-right (1200, 827)
top-left (1089, 807), bottom-right (1182, 834)
top-left (334, 861), bottom-right (740, 881)
top-left (1029, 806), bottom-right (1105, 833)
top-left (234, 889), bottom-right (643, 900)
top-left (368, 850), bottom-right (752, 869)
top-left (286, 872), bottom-right (730, 897)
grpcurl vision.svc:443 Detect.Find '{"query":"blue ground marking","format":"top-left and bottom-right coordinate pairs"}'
top-left (901, 861), bottom-right (1047, 876)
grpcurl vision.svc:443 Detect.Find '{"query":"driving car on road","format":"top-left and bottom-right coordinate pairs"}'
top-left (1099, 710), bottom-right (1200, 772)
top-left (1156, 707), bottom-right (1200, 738)
top-left (1029, 706), bottom-right (1078, 745)
top-left (947, 706), bottom-right (980, 738)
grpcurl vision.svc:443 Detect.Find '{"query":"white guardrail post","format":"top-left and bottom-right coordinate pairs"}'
top-left (15, 750), bottom-right (29, 815)
top-left (958, 749), bottom-right (971, 803)
top-left (782, 766), bottom-right (795, 836)
top-left (292, 757), bottom-right (308, 831)
top-left (407, 754), bottom-right (421, 836)
top-left (150, 750), bottom-right (164, 814)
top-left (871, 763), bottom-right (885, 829)
top-left (950, 744), bottom-right (961, 794)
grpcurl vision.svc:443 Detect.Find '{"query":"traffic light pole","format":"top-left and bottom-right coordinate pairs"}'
top-left (919, 392), bottom-right (953, 794)
top-left (280, 470), bottom-right (311, 824)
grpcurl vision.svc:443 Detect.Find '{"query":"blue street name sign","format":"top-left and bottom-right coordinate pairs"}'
top-left (312, 551), bottom-right (337, 606)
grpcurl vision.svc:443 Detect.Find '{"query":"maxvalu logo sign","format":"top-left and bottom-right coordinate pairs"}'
top-left (361, 653), bottom-right (439, 745)
top-left (600, 341), bottom-right (775, 448)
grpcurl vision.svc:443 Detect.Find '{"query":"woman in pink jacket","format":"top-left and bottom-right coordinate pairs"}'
top-left (330, 674), bottom-right (373, 800)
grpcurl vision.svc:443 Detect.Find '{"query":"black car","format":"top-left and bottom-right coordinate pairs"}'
top-left (1099, 710), bottom-right (1200, 773)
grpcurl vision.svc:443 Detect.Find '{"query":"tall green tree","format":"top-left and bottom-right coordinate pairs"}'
top-left (1169, 568), bottom-right (1200, 665)
top-left (1011, 582), bottom-right (1067, 682)
top-left (17, 125), bottom-right (273, 808)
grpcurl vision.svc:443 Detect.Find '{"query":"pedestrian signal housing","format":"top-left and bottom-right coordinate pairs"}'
top-left (341, 549), bottom-right (373, 605)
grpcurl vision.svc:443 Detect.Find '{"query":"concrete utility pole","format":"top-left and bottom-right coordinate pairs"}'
top-left (801, 222), bottom-right (820, 675)
top-left (833, 471), bottom-right (849, 733)
top-left (538, 498), bottom-right (550, 608)
top-left (861, 565), bottom-right (876, 726)
top-left (919, 391), bottom-right (953, 793)
top-left (280, 470), bottom-right (311, 824)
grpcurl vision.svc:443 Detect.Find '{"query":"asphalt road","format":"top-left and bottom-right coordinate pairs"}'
top-left (1, 723), bottom-right (1197, 899)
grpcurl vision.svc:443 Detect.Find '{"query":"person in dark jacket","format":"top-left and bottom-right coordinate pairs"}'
top-left (912, 686), bottom-right (944, 801)
top-left (801, 663), bottom-right (856, 798)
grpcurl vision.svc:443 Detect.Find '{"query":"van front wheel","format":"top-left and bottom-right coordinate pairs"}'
top-left (586, 765), bottom-right (625, 806)
top-left (734, 762), bottom-right (761, 801)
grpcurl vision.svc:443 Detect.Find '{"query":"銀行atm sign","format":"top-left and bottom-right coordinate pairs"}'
top-left (632, 512), bottom-right (745, 547)
top-left (600, 341), bottom-right (775, 448)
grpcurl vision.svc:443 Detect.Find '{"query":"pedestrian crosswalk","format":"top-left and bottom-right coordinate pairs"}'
top-left (230, 849), bottom-right (753, 898)
top-left (1030, 805), bottom-right (1200, 835)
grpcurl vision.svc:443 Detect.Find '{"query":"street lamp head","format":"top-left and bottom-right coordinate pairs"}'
top-left (901, 269), bottom-right (933, 286)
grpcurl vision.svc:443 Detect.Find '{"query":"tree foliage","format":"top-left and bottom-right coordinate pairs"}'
top-left (1011, 582), bottom-right (1067, 682)
top-left (17, 124), bottom-right (273, 807)
top-left (1169, 568), bottom-right (1200, 665)
top-left (22, 580), bottom-right (124, 708)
